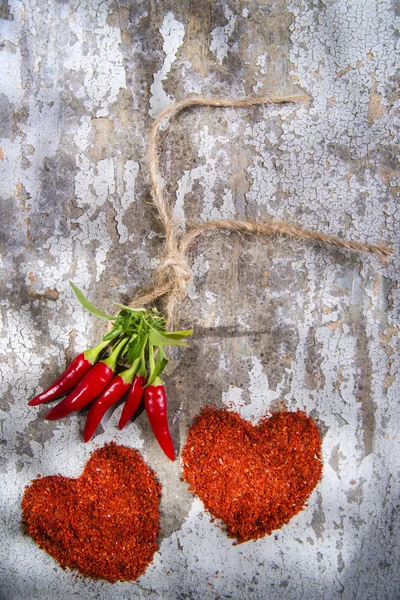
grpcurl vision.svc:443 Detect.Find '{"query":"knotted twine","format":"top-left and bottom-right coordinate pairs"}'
top-left (128, 95), bottom-right (393, 327)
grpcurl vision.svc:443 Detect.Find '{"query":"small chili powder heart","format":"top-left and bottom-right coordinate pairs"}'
top-left (22, 443), bottom-right (161, 582)
top-left (182, 407), bottom-right (323, 543)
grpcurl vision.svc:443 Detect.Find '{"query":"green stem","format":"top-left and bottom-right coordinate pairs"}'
top-left (119, 357), bottom-right (140, 384)
top-left (148, 342), bottom-right (155, 372)
top-left (102, 328), bottom-right (123, 343)
top-left (102, 337), bottom-right (128, 371)
top-left (138, 335), bottom-right (148, 377)
top-left (148, 342), bottom-right (163, 387)
top-left (83, 339), bottom-right (110, 364)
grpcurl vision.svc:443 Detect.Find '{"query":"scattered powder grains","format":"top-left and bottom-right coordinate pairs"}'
top-left (21, 443), bottom-right (161, 582)
top-left (182, 407), bottom-right (323, 543)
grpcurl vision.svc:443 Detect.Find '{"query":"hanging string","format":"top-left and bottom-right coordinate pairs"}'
top-left (129, 95), bottom-right (393, 325)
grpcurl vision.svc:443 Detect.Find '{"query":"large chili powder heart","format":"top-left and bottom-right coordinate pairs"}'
top-left (22, 443), bottom-right (161, 582)
top-left (181, 407), bottom-right (323, 543)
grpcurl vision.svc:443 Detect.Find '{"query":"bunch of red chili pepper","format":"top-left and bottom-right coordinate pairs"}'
top-left (28, 283), bottom-right (192, 460)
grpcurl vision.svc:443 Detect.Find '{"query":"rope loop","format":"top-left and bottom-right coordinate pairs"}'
top-left (128, 94), bottom-right (393, 326)
top-left (157, 250), bottom-right (192, 299)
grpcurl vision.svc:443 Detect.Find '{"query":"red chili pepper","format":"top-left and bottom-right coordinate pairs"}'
top-left (118, 376), bottom-right (146, 430)
top-left (45, 338), bottom-right (127, 421)
top-left (28, 341), bottom-right (109, 406)
top-left (83, 359), bottom-right (140, 442)
top-left (118, 337), bottom-right (147, 430)
top-left (144, 380), bottom-right (175, 461)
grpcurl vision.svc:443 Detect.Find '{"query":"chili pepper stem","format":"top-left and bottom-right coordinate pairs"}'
top-left (83, 339), bottom-right (110, 364)
top-left (119, 357), bottom-right (140, 385)
top-left (102, 337), bottom-right (128, 370)
top-left (34, 286), bottom-right (192, 447)
top-left (148, 343), bottom-right (155, 373)
top-left (137, 336), bottom-right (148, 378)
top-left (45, 338), bottom-right (128, 422)
top-left (28, 340), bottom-right (111, 408)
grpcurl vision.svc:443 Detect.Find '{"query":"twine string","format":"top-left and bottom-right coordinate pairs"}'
top-left (129, 95), bottom-right (393, 325)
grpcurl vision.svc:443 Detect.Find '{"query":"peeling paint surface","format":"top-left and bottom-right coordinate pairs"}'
top-left (0, 1), bottom-right (399, 599)
top-left (149, 11), bottom-right (185, 118)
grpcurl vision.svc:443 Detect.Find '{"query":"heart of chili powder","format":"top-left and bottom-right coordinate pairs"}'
top-left (21, 442), bottom-right (161, 583)
top-left (181, 407), bottom-right (323, 543)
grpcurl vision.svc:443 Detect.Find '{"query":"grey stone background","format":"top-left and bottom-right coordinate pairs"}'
top-left (0, 0), bottom-right (399, 598)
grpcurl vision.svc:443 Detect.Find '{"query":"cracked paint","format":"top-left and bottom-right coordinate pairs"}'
top-left (115, 159), bottom-right (140, 244)
top-left (209, 5), bottom-right (237, 65)
top-left (0, 0), bottom-right (399, 598)
top-left (187, 254), bottom-right (210, 300)
top-left (174, 122), bottom-right (241, 226)
top-left (63, 5), bottom-right (126, 115)
top-left (149, 12), bottom-right (185, 119)
top-left (221, 356), bottom-right (281, 421)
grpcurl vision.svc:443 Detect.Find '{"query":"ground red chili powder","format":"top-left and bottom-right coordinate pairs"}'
top-left (181, 406), bottom-right (323, 543)
top-left (21, 443), bottom-right (161, 582)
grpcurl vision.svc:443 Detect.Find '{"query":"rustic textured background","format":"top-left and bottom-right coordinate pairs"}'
top-left (0, 0), bottom-right (399, 598)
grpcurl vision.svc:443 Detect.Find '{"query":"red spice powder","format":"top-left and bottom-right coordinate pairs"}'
top-left (181, 407), bottom-right (323, 543)
top-left (21, 443), bottom-right (161, 583)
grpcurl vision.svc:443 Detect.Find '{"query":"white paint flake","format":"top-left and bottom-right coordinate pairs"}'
top-left (72, 150), bottom-right (116, 280)
top-left (93, 159), bottom-right (115, 207)
top-left (74, 116), bottom-right (92, 152)
top-left (205, 290), bottom-right (217, 305)
top-left (187, 254), bottom-right (210, 300)
top-left (174, 124), bottom-right (240, 225)
top-left (149, 12), bottom-right (185, 118)
top-left (120, 160), bottom-right (139, 212)
top-left (0, 41), bottom-right (23, 105)
top-left (245, 356), bottom-right (281, 421)
top-left (64, 5), bottom-right (127, 115)
top-left (175, 169), bottom-right (193, 224)
top-left (202, 187), bottom-right (236, 222)
top-left (221, 384), bottom-right (244, 411)
top-left (114, 159), bottom-right (140, 243)
top-left (252, 53), bottom-right (268, 93)
top-left (210, 5), bottom-right (237, 64)
top-left (0, 138), bottom-right (23, 198)
top-left (221, 356), bottom-right (281, 421)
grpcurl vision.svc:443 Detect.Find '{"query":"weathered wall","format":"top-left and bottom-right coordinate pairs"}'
top-left (0, 0), bottom-right (399, 598)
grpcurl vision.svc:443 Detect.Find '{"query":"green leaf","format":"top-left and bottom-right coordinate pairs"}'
top-left (70, 282), bottom-right (116, 320)
top-left (148, 326), bottom-right (190, 348)
top-left (102, 329), bottom-right (122, 342)
top-left (114, 313), bottom-right (129, 331)
top-left (114, 303), bottom-right (146, 314)
top-left (122, 311), bottom-right (133, 331)
top-left (126, 333), bottom-right (143, 364)
top-left (147, 346), bottom-right (168, 386)
top-left (160, 329), bottom-right (193, 340)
